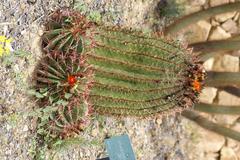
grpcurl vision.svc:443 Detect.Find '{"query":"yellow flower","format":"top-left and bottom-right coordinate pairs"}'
top-left (0, 36), bottom-right (7, 42)
top-left (0, 44), bottom-right (4, 57)
top-left (0, 35), bottom-right (13, 57)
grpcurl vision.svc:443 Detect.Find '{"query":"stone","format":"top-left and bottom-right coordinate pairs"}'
top-left (26, 0), bottom-right (36, 4)
top-left (23, 125), bottom-right (28, 132)
top-left (230, 123), bottom-right (240, 159)
top-left (231, 50), bottom-right (240, 57)
top-left (233, 12), bottom-right (239, 21)
top-left (203, 58), bottom-right (215, 71)
top-left (221, 19), bottom-right (238, 34)
top-left (215, 12), bottom-right (237, 23)
top-left (184, 20), bottom-right (211, 43)
top-left (236, 148), bottom-right (240, 159)
top-left (220, 147), bottom-right (238, 160)
top-left (190, 0), bottom-right (206, 6)
top-left (6, 124), bottom-right (11, 131)
top-left (205, 152), bottom-right (219, 160)
top-left (184, 5), bottom-right (202, 15)
top-left (197, 127), bottom-right (225, 153)
top-left (209, 26), bottom-right (231, 40)
top-left (227, 137), bottom-right (240, 151)
top-left (212, 55), bottom-right (239, 72)
top-left (155, 117), bottom-right (162, 125)
top-left (199, 87), bottom-right (218, 103)
top-left (214, 91), bottom-right (240, 125)
top-left (214, 114), bottom-right (239, 126)
top-left (210, 0), bottom-right (229, 7)
top-left (211, 19), bottom-right (220, 27)
top-left (91, 128), bottom-right (99, 137)
top-left (218, 90), bottom-right (240, 105)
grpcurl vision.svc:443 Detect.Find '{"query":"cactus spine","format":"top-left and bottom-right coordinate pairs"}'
top-left (35, 9), bottom-right (205, 138)
top-left (81, 26), bottom-right (204, 116)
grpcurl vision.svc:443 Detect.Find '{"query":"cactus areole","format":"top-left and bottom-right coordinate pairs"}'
top-left (35, 9), bottom-right (205, 138)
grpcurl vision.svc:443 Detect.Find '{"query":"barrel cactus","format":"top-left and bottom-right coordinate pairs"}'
top-left (42, 9), bottom-right (95, 53)
top-left (34, 9), bottom-right (205, 138)
top-left (82, 25), bottom-right (205, 116)
top-left (48, 95), bottom-right (91, 139)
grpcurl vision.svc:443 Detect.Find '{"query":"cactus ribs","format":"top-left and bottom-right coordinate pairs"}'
top-left (34, 9), bottom-right (205, 138)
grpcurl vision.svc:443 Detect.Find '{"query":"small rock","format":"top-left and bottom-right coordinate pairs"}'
top-left (155, 118), bottom-right (162, 125)
top-left (184, 5), bottom-right (202, 15)
top-left (6, 124), bottom-right (11, 131)
top-left (199, 87), bottom-right (218, 103)
top-left (232, 122), bottom-right (240, 134)
top-left (213, 54), bottom-right (239, 72)
top-left (215, 12), bottom-right (236, 23)
top-left (222, 19), bottom-right (238, 34)
top-left (219, 90), bottom-right (240, 105)
top-left (229, 123), bottom-right (240, 159)
top-left (197, 127), bottom-right (225, 153)
top-left (227, 137), bottom-right (239, 151)
top-left (215, 91), bottom-right (240, 125)
top-left (209, 26), bottom-right (231, 40)
top-left (190, 0), bottom-right (206, 6)
top-left (20, 3), bottom-right (26, 10)
top-left (233, 12), bottom-right (239, 21)
top-left (128, 129), bottom-right (134, 135)
top-left (203, 58), bottom-right (214, 71)
top-left (27, 0), bottom-right (36, 4)
top-left (231, 50), bottom-right (240, 57)
top-left (210, 0), bottom-right (229, 7)
top-left (184, 20), bottom-right (211, 43)
top-left (211, 19), bottom-right (220, 27)
top-left (205, 152), bottom-right (219, 160)
top-left (91, 128), bottom-right (99, 137)
top-left (220, 147), bottom-right (238, 160)
top-left (214, 114), bottom-right (239, 126)
top-left (38, 28), bottom-right (44, 36)
top-left (23, 125), bottom-right (28, 132)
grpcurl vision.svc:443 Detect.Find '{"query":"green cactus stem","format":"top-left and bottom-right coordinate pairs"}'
top-left (75, 25), bottom-right (206, 116)
top-left (206, 71), bottom-right (240, 88)
top-left (34, 51), bottom-right (94, 105)
top-left (195, 103), bottom-right (240, 115)
top-left (182, 110), bottom-right (240, 141)
top-left (230, 34), bottom-right (240, 41)
top-left (34, 51), bottom-right (94, 138)
top-left (164, 2), bottom-right (240, 35)
top-left (42, 9), bottom-right (95, 53)
top-left (218, 86), bottom-right (240, 97)
top-left (190, 39), bottom-right (240, 61)
top-left (47, 95), bottom-right (91, 139)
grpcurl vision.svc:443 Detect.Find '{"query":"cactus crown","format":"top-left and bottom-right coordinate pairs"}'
top-left (42, 9), bottom-right (95, 53)
top-left (34, 9), bottom-right (205, 139)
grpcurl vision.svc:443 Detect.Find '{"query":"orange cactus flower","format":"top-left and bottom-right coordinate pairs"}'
top-left (192, 79), bottom-right (201, 92)
top-left (68, 75), bottom-right (77, 86)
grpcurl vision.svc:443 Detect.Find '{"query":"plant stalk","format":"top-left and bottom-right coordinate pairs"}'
top-left (165, 2), bottom-right (240, 35)
top-left (206, 71), bottom-right (240, 87)
top-left (195, 103), bottom-right (240, 115)
top-left (218, 86), bottom-right (240, 97)
top-left (190, 40), bottom-right (240, 61)
top-left (182, 110), bottom-right (240, 141)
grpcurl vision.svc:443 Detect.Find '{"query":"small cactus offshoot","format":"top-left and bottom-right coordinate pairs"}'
top-left (47, 95), bottom-right (91, 139)
top-left (42, 9), bottom-right (95, 53)
top-left (35, 51), bottom-right (93, 105)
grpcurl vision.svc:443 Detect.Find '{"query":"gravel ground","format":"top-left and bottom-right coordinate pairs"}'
top-left (0, 0), bottom-right (209, 160)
